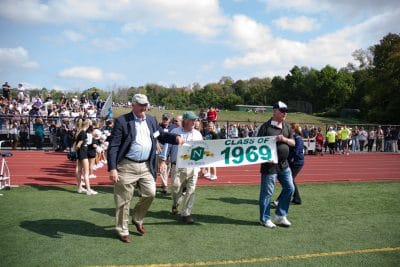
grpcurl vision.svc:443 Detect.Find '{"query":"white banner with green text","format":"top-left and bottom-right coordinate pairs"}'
top-left (177, 136), bottom-right (278, 168)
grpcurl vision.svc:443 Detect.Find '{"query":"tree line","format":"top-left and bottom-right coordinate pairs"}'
top-left (30, 33), bottom-right (399, 124)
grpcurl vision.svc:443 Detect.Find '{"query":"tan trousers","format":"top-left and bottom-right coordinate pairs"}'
top-left (171, 167), bottom-right (198, 217)
top-left (114, 159), bottom-right (155, 236)
top-left (158, 156), bottom-right (171, 189)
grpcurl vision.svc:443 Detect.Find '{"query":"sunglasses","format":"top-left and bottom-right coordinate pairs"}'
top-left (278, 108), bottom-right (287, 113)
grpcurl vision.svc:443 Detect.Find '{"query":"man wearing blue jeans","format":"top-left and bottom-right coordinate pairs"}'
top-left (257, 101), bottom-right (295, 228)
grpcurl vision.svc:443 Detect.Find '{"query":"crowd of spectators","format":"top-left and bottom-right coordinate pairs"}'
top-left (197, 108), bottom-right (258, 140)
top-left (301, 124), bottom-right (400, 154)
top-left (1, 82), bottom-right (111, 151)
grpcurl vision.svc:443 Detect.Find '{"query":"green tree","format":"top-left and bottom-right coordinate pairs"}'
top-left (366, 33), bottom-right (400, 123)
top-left (222, 93), bottom-right (242, 110)
top-left (162, 88), bottom-right (191, 109)
top-left (271, 76), bottom-right (286, 104)
top-left (246, 77), bottom-right (272, 105)
top-left (311, 65), bottom-right (353, 113)
top-left (232, 80), bottom-right (247, 97)
top-left (284, 66), bottom-right (306, 101)
top-left (191, 84), bottom-right (221, 108)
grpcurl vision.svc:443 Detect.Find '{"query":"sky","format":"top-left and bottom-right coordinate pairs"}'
top-left (0, 0), bottom-right (399, 92)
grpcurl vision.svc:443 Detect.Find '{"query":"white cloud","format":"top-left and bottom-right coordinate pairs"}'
top-left (58, 66), bottom-right (103, 81)
top-left (58, 66), bottom-right (125, 82)
top-left (0, 0), bottom-right (50, 22)
top-left (122, 22), bottom-right (148, 34)
top-left (322, 0), bottom-right (400, 18)
top-left (229, 15), bottom-right (272, 50)
top-left (263, 0), bottom-right (320, 13)
top-left (274, 16), bottom-right (318, 32)
top-left (145, 0), bottom-right (227, 38)
top-left (263, 0), bottom-right (399, 18)
top-left (63, 30), bottom-right (85, 42)
top-left (0, 47), bottom-right (39, 70)
top-left (0, 0), bottom-right (227, 38)
top-left (224, 9), bottom-right (400, 75)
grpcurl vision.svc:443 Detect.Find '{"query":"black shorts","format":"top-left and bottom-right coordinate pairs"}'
top-left (77, 147), bottom-right (88, 160)
top-left (87, 148), bottom-right (96, 159)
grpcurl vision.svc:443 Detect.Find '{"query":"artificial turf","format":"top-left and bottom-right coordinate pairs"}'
top-left (0, 181), bottom-right (399, 266)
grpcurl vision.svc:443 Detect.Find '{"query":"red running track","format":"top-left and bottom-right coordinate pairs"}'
top-left (4, 151), bottom-right (400, 187)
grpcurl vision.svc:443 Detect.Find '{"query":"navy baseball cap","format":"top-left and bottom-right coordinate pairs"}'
top-left (272, 101), bottom-right (288, 112)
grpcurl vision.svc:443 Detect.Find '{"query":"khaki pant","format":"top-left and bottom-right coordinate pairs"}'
top-left (158, 156), bottom-right (171, 189)
top-left (171, 167), bottom-right (198, 217)
top-left (114, 159), bottom-right (155, 236)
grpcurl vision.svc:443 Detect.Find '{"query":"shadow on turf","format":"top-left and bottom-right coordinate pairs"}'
top-left (28, 184), bottom-right (74, 193)
top-left (91, 208), bottom-right (255, 226)
top-left (26, 185), bottom-right (115, 194)
top-left (20, 219), bottom-right (115, 239)
top-left (206, 197), bottom-right (258, 205)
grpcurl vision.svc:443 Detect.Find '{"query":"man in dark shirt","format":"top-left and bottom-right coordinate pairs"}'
top-left (257, 101), bottom-right (295, 228)
top-left (91, 89), bottom-right (99, 105)
top-left (158, 112), bottom-right (176, 193)
top-left (2, 82), bottom-right (11, 100)
top-left (390, 126), bottom-right (399, 153)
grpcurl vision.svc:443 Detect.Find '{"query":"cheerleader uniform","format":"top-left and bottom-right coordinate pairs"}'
top-left (76, 130), bottom-right (88, 160)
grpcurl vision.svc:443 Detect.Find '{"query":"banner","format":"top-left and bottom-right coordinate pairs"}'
top-left (177, 136), bottom-right (277, 168)
top-left (100, 93), bottom-right (113, 119)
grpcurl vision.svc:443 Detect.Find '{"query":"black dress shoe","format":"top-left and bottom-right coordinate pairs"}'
top-left (119, 235), bottom-right (131, 243)
top-left (171, 206), bottom-right (179, 215)
top-left (182, 215), bottom-right (194, 224)
top-left (132, 220), bottom-right (145, 235)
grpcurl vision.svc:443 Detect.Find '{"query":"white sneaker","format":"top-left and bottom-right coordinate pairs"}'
top-left (273, 215), bottom-right (291, 227)
top-left (89, 174), bottom-right (97, 179)
top-left (260, 220), bottom-right (276, 228)
top-left (77, 187), bottom-right (87, 194)
top-left (204, 172), bottom-right (211, 178)
top-left (86, 189), bottom-right (98, 195)
top-left (209, 175), bottom-right (218, 180)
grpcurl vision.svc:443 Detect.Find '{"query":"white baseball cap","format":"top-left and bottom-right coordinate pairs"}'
top-left (132, 94), bottom-right (149, 105)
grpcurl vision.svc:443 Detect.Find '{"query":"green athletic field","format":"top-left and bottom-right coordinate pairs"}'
top-left (0, 182), bottom-right (399, 266)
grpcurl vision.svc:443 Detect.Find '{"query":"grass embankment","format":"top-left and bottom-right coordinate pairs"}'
top-left (113, 107), bottom-right (363, 127)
